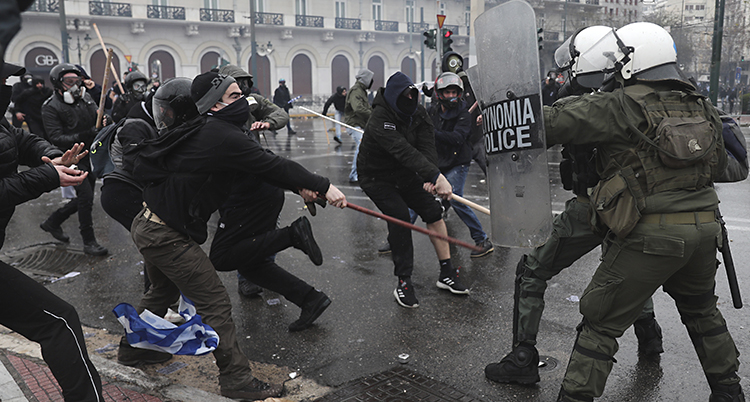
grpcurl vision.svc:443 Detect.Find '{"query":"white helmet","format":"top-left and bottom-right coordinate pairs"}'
top-left (555, 25), bottom-right (617, 89)
top-left (612, 22), bottom-right (678, 80)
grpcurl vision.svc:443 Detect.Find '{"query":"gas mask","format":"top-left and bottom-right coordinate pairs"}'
top-left (62, 84), bottom-right (85, 104)
top-left (131, 81), bottom-right (147, 101)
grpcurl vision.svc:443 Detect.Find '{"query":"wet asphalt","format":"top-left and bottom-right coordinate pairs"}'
top-left (5, 118), bottom-right (750, 401)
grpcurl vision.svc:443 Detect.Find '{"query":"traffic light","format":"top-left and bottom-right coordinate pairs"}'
top-left (423, 29), bottom-right (437, 50)
top-left (743, 55), bottom-right (746, 62)
top-left (537, 28), bottom-right (543, 50)
top-left (442, 28), bottom-right (453, 52)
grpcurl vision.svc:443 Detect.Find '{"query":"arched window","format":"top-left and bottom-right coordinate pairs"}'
top-left (249, 55), bottom-right (272, 98)
top-left (90, 49), bottom-right (122, 87)
top-left (331, 54), bottom-right (350, 93)
top-left (400, 57), bottom-right (416, 82)
top-left (200, 51), bottom-right (221, 73)
top-left (291, 53), bottom-right (312, 96)
top-left (148, 50), bottom-right (176, 83)
top-left (367, 55), bottom-right (384, 91)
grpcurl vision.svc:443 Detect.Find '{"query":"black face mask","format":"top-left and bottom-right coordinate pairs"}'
top-left (238, 78), bottom-right (253, 97)
top-left (0, 85), bottom-right (12, 115)
top-left (211, 98), bottom-right (249, 127)
top-left (396, 88), bottom-right (418, 116)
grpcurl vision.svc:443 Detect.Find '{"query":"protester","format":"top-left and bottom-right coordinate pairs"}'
top-left (344, 69), bottom-right (374, 183)
top-left (273, 78), bottom-right (295, 134)
top-left (14, 76), bottom-right (51, 137)
top-left (9, 71), bottom-right (32, 128)
top-left (111, 70), bottom-right (148, 123)
top-left (323, 86), bottom-right (347, 144)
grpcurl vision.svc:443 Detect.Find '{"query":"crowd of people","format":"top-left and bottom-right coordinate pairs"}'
top-left (0, 2), bottom-right (747, 400)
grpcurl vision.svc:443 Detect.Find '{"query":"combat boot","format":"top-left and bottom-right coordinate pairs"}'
top-left (485, 343), bottom-right (540, 384)
top-left (709, 383), bottom-right (745, 402)
top-left (633, 313), bottom-right (664, 356)
top-left (557, 387), bottom-right (594, 402)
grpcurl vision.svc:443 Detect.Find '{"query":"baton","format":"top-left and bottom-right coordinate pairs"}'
top-left (717, 209), bottom-right (742, 308)
top-left (299, 106), bottom-right (364, 133)
top-left (95, 48), bottom-right (113, 129)
top-left (346, 202), bottom-right (482, 252)
top-left (451, 194), bottom-right (490, 216)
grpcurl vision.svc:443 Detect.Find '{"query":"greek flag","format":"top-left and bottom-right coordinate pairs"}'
top-left (112, 295), bottom-right (219, 356)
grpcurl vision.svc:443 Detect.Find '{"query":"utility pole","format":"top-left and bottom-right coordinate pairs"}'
top-left (58, 0), bottom-right (69, 63)
top-left (708, 0), bottom-right (725, 105)
top-left (249, 0), bottom-right (257, 79)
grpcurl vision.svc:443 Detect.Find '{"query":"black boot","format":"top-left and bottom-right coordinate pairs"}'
top-left (288, 289), bottom-right (331, 332)
top-left (290, 216), bottom-right (322, 266)
top-left (710, 383), bottom-right (745, 402)
top-left (557, 387), bottom-right (594, 402)
top-left (633, 313), bottom-right (664, 356)
top-left (485, 343), bottom-right (540, 384)
top-left (40, 220), bottom-right (69, 242)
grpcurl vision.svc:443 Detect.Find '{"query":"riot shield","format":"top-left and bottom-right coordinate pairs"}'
top-left (474, 0), bottom-right (553, 248)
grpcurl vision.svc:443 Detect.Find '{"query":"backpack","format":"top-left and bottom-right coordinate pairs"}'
top-left (90, 117), bottom-right (127, 178)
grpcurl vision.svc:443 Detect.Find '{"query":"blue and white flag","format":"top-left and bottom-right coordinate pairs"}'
top-left (113, 295), bottom-right (219, 356)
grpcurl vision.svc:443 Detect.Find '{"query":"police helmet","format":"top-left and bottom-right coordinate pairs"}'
top-left (554, 25), bottom-right (615, 90)
top-left (152, 77), bottom-right (198, 130)
top-left (612, 22), bottom-right (682, 82)
top-left (124, 71), bottom-right (148, 93)
top-left (49, 63), bottom-right (81, 89)
top-left (435, 72), bottom-right (463, 108)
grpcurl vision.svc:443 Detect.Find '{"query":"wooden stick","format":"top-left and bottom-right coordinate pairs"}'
top-left (346, 202), bottom-right (482, 252)
top-left (451, 193), bottom-right (491, 216)
top-left (95, 48), bottom-right (113, 129)
top-left (322, 116), bottom-right (330, 145)
top-left (91, 23), bottom-right (125, 94)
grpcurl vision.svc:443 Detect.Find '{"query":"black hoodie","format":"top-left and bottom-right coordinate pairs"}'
top-left (357, 73), bottom-right (439, 183)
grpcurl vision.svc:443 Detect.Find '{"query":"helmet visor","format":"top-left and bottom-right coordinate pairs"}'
top-left (153, 97), bottom-right (176, 131)
top-left (573, 29), bottom-right (620, 76)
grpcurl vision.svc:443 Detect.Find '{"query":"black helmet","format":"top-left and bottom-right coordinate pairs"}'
top-left (49, 63), bottom-right (81, 89)
top-left (124, 70), bottom-right (148, 93)
top-left (152, 77), bottom-right (198, 130)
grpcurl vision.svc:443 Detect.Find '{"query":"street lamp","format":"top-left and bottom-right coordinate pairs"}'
top-left (68, 33), bottom-right (91, 65)
top-left (256, 41), bottom-right (274, 55)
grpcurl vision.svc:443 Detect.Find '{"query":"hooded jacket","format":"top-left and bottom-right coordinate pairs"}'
top-left (219, 65), bottom-right (289, 131)
top-left (323, 87), bottom-right (346, 115)
top-left (429, 99), bottom-right (473, 171)
top-left (344, 69), bottom-right (374, 128)
top-left (133, 113), bottom-right (330, 244)
top-left (357, 73), bottom-right (439, 183)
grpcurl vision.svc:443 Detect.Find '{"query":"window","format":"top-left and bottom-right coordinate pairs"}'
top-left (439, 1), bottom-right (445, 15)
top-left (420, 6), bottom-right (424, 23)
top-left (405, 0), bottom-right (414, 23)
top-left (372, 0), bottom-right (381, 20)
top-left (336, 1), bottom-right (345, 18)
top-left (252, 0), bottom-right (264, 12)
top-left (204, 0), bottom-right (217, 8)
top-left (153, 0), bottom-right (168, 6)
top-left (465, 5), bottom-right (470, 27)
top-left (296, 0), bottom-right (306, 15)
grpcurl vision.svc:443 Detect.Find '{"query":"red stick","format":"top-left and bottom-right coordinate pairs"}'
top-left (346, 202), bottom-right (482, 252)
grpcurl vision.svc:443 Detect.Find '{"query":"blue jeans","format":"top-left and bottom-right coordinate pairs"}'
top-left (444, 164), bottom-right (487, 244)
top-left (349, 126), bottom-right (363, 181)
top-left (334, 110), bottom-right (344, 139)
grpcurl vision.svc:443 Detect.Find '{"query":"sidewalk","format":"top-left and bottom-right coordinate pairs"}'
top-left (0, 325), bottom-right (331, 402)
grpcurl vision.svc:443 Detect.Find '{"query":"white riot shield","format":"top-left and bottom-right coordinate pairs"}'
top-left (474, 0), bottom-right (553, 248)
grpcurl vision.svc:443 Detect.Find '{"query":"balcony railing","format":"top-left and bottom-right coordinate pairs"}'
top-left (585, 0), bottom-right (600, 5)
top-left (28, 0), bottom-right (59, 12)
top-left (296, 15), bottom-right (324, 28)
top-left (374, 20), bottom-right (398, 32)
top-left (336, 17), bottom-right (361, 30)
top-left (407, 22), bottom-right (430, 33)
top-left (254, 12), bottom-right (283, 25)
top-left (147, 5), bottom-right (185, 20)
top-left (200, 8), bottom-right (234, 22)
top-left (89, 1), bottom-right (132, 17)
top-left (444, 24), bottom-right (459, 35)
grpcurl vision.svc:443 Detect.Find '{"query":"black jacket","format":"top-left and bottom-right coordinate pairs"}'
top-left (323, 91), bottom-right (346, 115)
top-left (41, 91), bottom-right (97, 169)
top-left (0, 118), bottom-right (62, 249)
top-left (15, 85), bottom-right (53, 126)
top-left (133, 114), bottom-right (330, 244)
top-left (429, 100), bottom-right (472, 171)
top-left (357, 87), bottom-right (439, 183)
top-left (273, 85), bottom-right (292, 111)
top-left (111, 92), bottom-right (142, 123)
top-left (106, 101), bottom-right (158, 189)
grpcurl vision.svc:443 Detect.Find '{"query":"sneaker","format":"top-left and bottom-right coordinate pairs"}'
top-left (288, 128), bottom-right (297, 135)
top-left (377, 240), bottom-right (391, 255)
top-left (436, 267), bottom-right (470, 295)
top-left (290, 216), bottom-right (323, 266)
top-left (394, 278), bottom-right (419, 308)
top-left (40, 221), bottom-right (69, 242)
top-left (470, 238), bottom-right (494, 258)
top-left (221, 377), bottom-right (283, 400)
top-left (633, 313), bottom-right (664, 356)
top-left (117, 336), bottom-right (172, 366)
top-left (485, 343), bottom-right (540, 384)
top-left (238, 277), bottom-right (263, 298)
top-left (334, 136), bottom-right (342, 144)
top-left (83, 241), bottom-right (108, 256)
top-left (289, 290), bottom-right (331, 332)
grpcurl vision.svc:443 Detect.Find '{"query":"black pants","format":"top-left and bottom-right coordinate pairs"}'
top-left (100, 178), bottom-right (151, 291)
top-left (359, 174), bottom-right (443, 278)
top-left (209, 182), bottom-right (313, 307)
top-left (45, 173), bottom-right (96, 243)
top-left (0, 262), bottom-right (103, 401)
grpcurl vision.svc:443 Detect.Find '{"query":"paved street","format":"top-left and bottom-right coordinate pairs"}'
top-left (1, 117), bottom-right (750, 401)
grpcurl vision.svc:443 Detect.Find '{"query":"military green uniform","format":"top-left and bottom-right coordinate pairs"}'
top-left (546, 82), bottom-right (740, 401)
